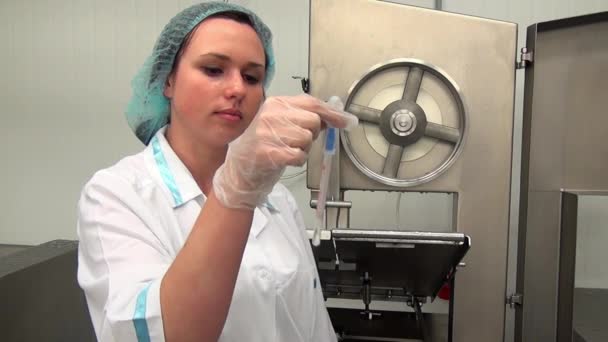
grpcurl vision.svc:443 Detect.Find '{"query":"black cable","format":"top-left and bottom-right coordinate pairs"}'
top-left (413, 298), bottom-right (427, 342)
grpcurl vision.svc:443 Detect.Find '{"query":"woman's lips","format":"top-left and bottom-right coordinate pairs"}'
top-left (215, 109), bottom-right (242, 122)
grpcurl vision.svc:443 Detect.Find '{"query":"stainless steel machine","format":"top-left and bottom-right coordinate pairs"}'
top-left (305, 1), bottom-right (608, 341)
top-left (306, 0), bottom-right (516, 341)
top-left (0, 240), bottom-right (95, 341)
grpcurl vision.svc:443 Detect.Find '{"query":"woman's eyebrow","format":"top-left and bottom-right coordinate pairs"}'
top-left (198, 53), bottom-right (264, 69)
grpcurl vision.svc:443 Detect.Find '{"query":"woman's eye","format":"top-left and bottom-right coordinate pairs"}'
top-left (243, 74), bottom-right (260, 85)
top-left (203, 67), bottom-right (223, 76)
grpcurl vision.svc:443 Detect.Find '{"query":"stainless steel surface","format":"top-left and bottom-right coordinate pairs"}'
top-left (308, 1), bottom-right (516, 340)
top-left (517, 191), bottom-right (563, 341)
top-left (315, 230), bottom-right (469, 296)
top-left (403, 67), bottom-right (424, 102)
top-left (383, 144), bottom-right (405, 178)
top-left (516, 11), bottom-right (608, 342)
top-left (350, 103), bottom-right (381, 123)
top-left (523, 14), bottom-right (608, 194)
top-left (329, 307), bottom-right (426, 341)
top-left (573, 288), bottom-right (608, 342)
top-left (331, 229), bottom-right (468, 242)
top-left (310, 199), bottom-right (353, 209)
top-left (425, 122), bottom-right (460, 143)
top-left (317, 228), bottom-right (468, 341)
top-left (0, 244), bottom-right (30, 258)
top-left (517, 191), bottom-right (605, 342)
top-left (557, 193), bottom-right (578, 342)
top-left (0, 240), bottom-right (95, 341)
top-left (379, 101), bottom-right (427, 145)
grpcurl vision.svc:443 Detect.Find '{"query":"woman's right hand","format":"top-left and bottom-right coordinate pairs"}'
top-left (212, 94), bottom-right (357, 209)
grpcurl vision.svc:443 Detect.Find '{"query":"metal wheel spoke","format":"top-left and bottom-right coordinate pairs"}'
top-left (347, 104), bottom-right (381, 124)
top-left (425, 122), bottom-right (460, 143)
top-left (382, 144), bottom-right (404, 177)
top-left (402, 67), bottom-right (424, 102)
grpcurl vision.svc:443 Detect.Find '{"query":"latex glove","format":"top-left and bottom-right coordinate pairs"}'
top-left (213, 94), bottom-right (358, 209)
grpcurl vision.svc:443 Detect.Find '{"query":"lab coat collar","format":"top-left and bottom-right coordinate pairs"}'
top-left (251, 206), bottom-right (269, 237)
top-left (147, 126), bottom-right (202, 208)
top-left (146, 126), bottom-right (279, 214)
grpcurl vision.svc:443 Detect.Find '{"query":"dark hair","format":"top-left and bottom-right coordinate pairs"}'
top-left (167, 11), bottom-right (258, 82)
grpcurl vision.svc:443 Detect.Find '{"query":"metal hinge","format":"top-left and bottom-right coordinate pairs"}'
top-left (292, 76), bottom-right (310, 93)
top-left (507, 293), bottom-right (523, 308)
top-left (517, 47), bottom-right (534, 69)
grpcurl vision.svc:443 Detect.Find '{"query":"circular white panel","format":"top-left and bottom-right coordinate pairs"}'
top-left (341, 59), bottom-right (467, 187)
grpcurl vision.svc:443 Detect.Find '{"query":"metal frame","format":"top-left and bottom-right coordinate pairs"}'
top-left (315, 229), bottom-right (469, 341)
top-left (557, 192), bottom-right (578, 342)
top-left (516, 11), bottom-right (608, 342)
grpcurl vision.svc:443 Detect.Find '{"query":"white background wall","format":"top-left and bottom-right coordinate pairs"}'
top-left (576, 195), bottom-right (608, 289)
top-left (1, 0), bottom-right (606, 323)
top-left (0, 0), bottom-right (456, 246)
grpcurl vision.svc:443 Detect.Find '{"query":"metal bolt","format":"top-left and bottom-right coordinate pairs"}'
top-left (390, 109), bottom-right (416, 135)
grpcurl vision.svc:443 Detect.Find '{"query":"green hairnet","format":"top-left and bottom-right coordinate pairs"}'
top-left (126, 1), bottom-right (276, 145)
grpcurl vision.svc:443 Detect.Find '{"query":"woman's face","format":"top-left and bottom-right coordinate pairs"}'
top-left (164, 17), bottom-right (266, 150)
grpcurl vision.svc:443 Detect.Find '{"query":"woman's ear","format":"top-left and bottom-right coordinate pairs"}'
top-left (163, 74), bottom-right (175, 98)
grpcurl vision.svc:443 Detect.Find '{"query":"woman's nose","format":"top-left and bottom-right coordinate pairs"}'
top-left (224, 72), bottom-right (246, 99)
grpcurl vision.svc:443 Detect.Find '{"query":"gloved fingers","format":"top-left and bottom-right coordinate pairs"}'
top-left (276, 94), bottom-right (358, 130)
top-left (283, 108), bottom-right (323, 141)
top-left (255, 104), bottom-right (322, 142)
top-left (253, 131), bottom-right (311, 166)
top-left (252, 108), bottom-right (319, 148)
top-left (275, 125), bottom-right (315, 153)
top-left (228, 131), bottom-right (308, 170)
top-left (282, 147), bottom-right (308, 166)
top-left (252, 143), bottom-right (307, 167)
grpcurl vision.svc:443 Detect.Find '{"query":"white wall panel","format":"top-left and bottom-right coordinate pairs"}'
top-left (576, 196), bottom-right (608, 289)
top-left (1, 0), bottom-right (179, 245)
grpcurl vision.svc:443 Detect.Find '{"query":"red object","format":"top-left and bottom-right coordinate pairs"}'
top-left (438, 283), bottom-right (451, 300)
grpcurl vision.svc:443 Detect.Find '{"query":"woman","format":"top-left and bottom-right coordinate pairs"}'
top-left (77, 2), bottom-right (356, 342)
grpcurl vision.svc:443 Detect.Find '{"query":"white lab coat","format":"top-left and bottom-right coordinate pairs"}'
top-left (77, 126), bottom-right (337, 342)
